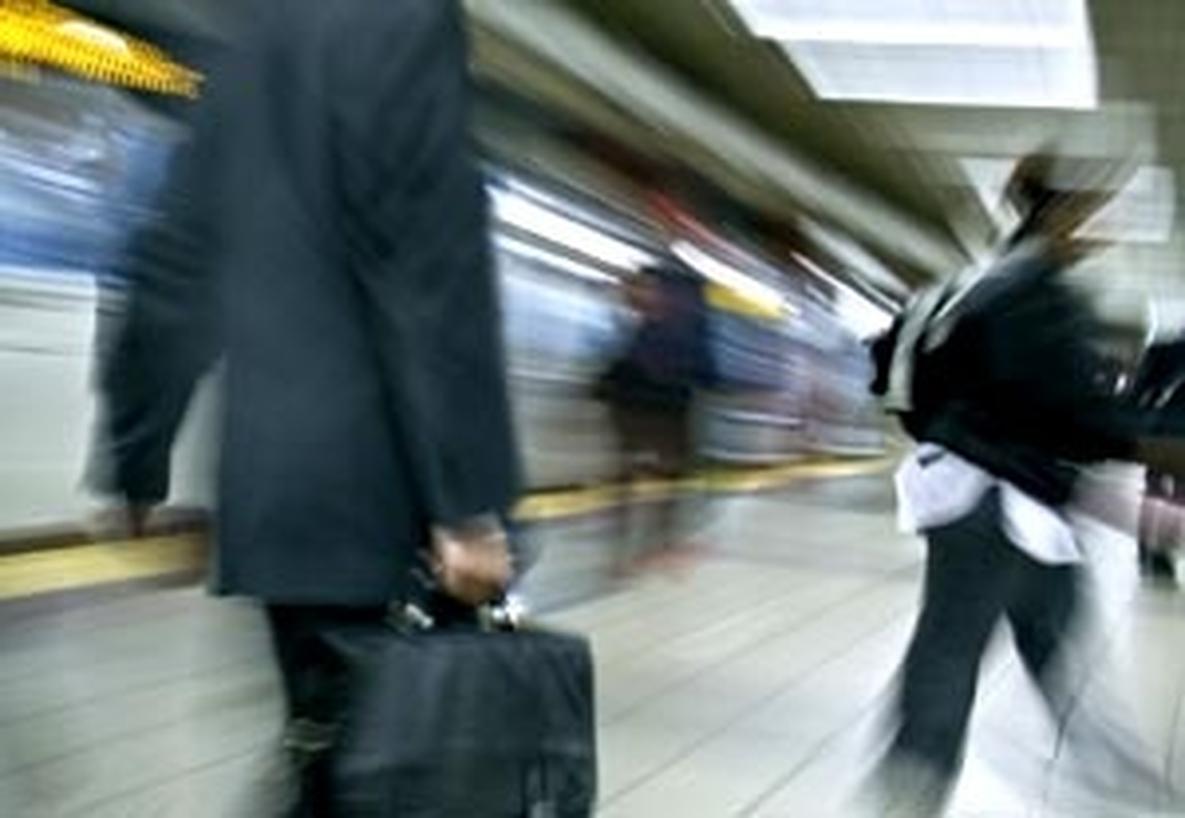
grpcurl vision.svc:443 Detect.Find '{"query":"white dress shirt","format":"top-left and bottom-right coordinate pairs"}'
top-left (896, 443), bottom-right (1081, 565)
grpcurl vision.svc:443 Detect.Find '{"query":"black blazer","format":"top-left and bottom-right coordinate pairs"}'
top-left (93, 0), bottom-right (520, 605)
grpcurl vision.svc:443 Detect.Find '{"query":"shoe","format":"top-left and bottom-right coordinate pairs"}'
top-left (859, 755), bottom-right (952, 818)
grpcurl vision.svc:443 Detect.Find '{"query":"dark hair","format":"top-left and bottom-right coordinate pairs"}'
top-left (1006, 153), bottom-right (1062, 224)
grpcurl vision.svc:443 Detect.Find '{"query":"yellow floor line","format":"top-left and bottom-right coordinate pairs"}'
top-left (0, 456), bottom-right (893, 602)
top-left (514, 456), bottom-right (893, 520)
top-left (0, 535), bottom-right (204, 601)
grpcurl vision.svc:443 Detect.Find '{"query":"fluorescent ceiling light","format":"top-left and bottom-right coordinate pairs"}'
top-left (742, 21), bottom-right (1081, 48)
top-left (791, 251), bottom-right (894, 337)
top-left (500, 177), bottom-right (647, 245)
top-left (489, 188), bottom-right (655, 271)
top-left (835, 288), bottom-right (894, 339)
top-left (495, 235), bottom-right (618, 284)
top-left (801, 219), bottom-right (908, 297)
top-left (792, 251), bottom-right (898, 312)
top-left (786, 43), bottom-right (1096, 109)
top-left (730, 0), bottom-right (1097, 109)
top-left (733, 0), bottom-right (1087, 44)
top-left (671, 241), bottom-right (792, 316)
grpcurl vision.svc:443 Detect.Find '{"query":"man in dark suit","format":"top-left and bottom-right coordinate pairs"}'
top-left (90, 1), bottom-right (520, 813)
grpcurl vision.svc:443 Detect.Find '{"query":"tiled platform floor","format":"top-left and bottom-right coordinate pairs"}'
top-left (3, 475), bottom-right (1185, 817)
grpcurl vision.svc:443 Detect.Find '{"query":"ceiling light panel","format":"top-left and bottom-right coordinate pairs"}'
top-left (730, 0), bottom-right (1097, 109)
top-left (731, 0), bottom-right (1087, 42)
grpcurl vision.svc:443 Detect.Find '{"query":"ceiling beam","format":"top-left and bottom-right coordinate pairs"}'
top-left (467, 0), bottom-right (963, 280)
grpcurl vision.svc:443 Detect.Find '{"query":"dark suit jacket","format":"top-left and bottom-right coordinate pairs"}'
top-left (93, 0), bottom-right (520, 605)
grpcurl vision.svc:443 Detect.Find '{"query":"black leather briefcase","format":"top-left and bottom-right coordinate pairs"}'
top-left (332, 601), bottom-right (596, 818)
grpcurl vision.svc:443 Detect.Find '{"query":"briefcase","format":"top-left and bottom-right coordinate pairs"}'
top-left (332, 604), bottom-right (597, 817)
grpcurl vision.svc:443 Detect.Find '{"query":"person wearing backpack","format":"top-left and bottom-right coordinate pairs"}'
top-left (866, 153), bottom-right (1185, 815)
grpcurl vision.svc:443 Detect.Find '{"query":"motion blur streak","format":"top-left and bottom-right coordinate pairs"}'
top-left (4, 1), bottom-right (1185, 816)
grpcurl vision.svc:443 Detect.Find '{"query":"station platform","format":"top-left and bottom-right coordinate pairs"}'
top-left (2, 472), bottom-right (1185, 817)
top-left (0, 456), bottom-right (892, 608)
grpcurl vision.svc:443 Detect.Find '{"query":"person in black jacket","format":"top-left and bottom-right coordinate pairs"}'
top-left (866, 153), bottom-right (1184, 815)
top-left (89, 2), bottom-right (520, 814)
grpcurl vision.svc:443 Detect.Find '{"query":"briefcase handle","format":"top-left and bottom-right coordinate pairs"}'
top-left (392, 564), bottom-right (528, 633)
top-left (392, 596), bottom-right (526, 633)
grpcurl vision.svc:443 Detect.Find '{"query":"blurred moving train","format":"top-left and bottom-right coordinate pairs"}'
top-left (0, 75), bottom-right (886, 529)
top-left (491, 174), bottom-right (886, 487)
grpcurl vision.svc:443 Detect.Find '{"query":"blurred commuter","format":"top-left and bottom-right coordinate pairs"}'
top-left (88, 1), bottom-right (519, 815)
top-left (596, 265), bottom-right (712, 576)
top-left (1130, 335), bottom-right (1185, 583)
top-left (868, 153), bottom-right (1185, 815)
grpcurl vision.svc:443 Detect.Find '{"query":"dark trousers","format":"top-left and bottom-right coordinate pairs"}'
top-left (609, 402), bottom-right (699, 568)
top-left (265, 605), bottom-right (389, 817)
top-left (886, 490), bottom-right (1080, 796)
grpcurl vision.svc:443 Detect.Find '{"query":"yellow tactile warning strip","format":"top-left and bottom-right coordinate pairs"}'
top-left (0, 534), bottom-right (205, 601)
top-left (514, 456), bottom-right (895, 521)
top-left (0, 456), bottom-right (893, 602)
